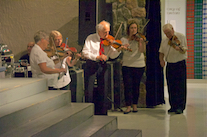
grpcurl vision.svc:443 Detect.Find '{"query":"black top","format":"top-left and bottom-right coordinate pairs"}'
top-left (19, 54), bottom-right (30, 64)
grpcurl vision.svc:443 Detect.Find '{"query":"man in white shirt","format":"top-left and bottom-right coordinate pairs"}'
top-left (159, 23), bottom-right (187, 114)
top-left (82, 20), bottom-right (126, 115)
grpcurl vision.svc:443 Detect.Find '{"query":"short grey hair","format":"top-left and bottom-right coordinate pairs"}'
top-left (96, 20), bottom-right (110, 33)
top-left (163, 23), bottom-right (173, 31)
top-left (34, 30), bottom-right (48, 43)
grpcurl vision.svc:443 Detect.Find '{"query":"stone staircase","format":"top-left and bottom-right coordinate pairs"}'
top-left (0, 78), bottom-right (142, 137)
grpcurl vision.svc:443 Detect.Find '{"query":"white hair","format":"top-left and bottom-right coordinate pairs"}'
top-left (163, 23), bottom-right (173, 31)
top-left (34, 30), bottom-right (48, 43)
top-left (96, 20), bottom-right (110, 33)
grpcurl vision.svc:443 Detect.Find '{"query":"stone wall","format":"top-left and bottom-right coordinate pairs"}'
top-left (108, 0), bottom-right (147, 39)
top-left (107, 0), bottom-right (147, 108)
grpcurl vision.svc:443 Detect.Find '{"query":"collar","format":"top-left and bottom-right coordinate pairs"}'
top-left (97, 33), bottom-right (102, 41)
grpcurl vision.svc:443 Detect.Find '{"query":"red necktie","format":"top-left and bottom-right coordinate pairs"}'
top-left (99, 38), bottom-right (104, 55)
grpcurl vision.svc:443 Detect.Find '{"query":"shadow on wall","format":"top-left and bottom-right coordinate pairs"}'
top-left (16, 17), bottom-right (82, 61)
top-left (58, 17), bottom-right (83, 52)
top-left (15, 50), bottom-right (27, 62)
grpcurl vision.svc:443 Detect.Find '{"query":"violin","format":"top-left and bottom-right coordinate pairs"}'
top-left (60, 43), bottom-right (77, 53)
top-left (131, 32), bottom-right (148, 44)
top-left (59, 43), bottom-right (85, 61)
top-left (168, 35), bottom-right (184, 53)
top-left (102, 35), bottom-right (132, 52)
top-left (44, 46), bottom-right (67, 58)
top-left (45, 40), bottom-right (80, 58)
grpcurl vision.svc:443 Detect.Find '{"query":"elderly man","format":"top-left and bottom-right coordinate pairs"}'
top-left (19, 42), bottom-right (34, 65)
top-left (82, 20), bottom-right (126, 115)
top-left (18, 42), bottom-right (34, 77)
top-left (159, 23), bottom-right (188, 114)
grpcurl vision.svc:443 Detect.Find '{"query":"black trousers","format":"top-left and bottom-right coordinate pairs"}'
top-left (166, 60), bottom-right (187, 111)
top-left (84, 60), bottom-right (109, 115)
top-left (122, 66), bottom-right (145, 106)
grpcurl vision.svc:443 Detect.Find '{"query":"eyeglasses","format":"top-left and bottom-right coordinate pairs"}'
top-left (54, 39), bottom-right (62, 42)
top-left (43, 38), bottom-right (49, 42)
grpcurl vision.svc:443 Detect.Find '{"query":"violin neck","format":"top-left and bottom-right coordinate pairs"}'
top-left (113, 41), bottom-right (122, 46)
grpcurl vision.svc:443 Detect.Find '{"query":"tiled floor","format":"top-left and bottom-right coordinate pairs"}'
top-left (108, 79), bottom-right (207, 137)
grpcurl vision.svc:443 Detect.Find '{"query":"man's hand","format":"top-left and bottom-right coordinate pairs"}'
top-left (160, 60), bottom-right (165, 67)
top-left (159, 53), bottom-right (165, 67)
top-left (96, 54), bottom-right (107, 61)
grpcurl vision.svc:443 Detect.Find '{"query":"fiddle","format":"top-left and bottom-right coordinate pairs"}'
top-left (44, 46), bottom-right (67, 58)
top-left (168, 35), bottom-right (185, 53)
top-left (59, 43), bottom-right (85, 60)
top-left (60, 43), bottom-right (77, 53)
top-left (102, 35), bottom-right (132, 52)
top-left (44, 43), bottom-right (78, 58)
top-left (131, 32), bottom-right (148, 44)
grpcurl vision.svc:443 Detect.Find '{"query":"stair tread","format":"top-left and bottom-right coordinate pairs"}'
top-left (0, 78), bottom-right (48, 107)
top-left (1, 103), bottom-right (94, 137)
top-left (61, 115), bottom-right (117, 137)
top-left (0, 78), bottom-right (44, 92)
top-left (0, 90), bottom-right (69, 117)
top-left (110, 129), bottom-right (142, 137)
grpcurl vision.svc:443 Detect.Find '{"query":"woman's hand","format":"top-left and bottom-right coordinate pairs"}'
top-left (57, 68), bottom-right (66, 73)
top-left (75, 53), bottom-right (82, 59)
top-left (117, 44), bottom-right (130, 52)
top-left (139, 38), bottom-right (143, 42)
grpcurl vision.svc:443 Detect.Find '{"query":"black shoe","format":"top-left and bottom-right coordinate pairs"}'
top-left (168, 108), bottom-right (176, 113)
top-left (123, 110), bottom-right (131, 114)
top-left (132, 110), bottom-right (138, 113)
top-left (175, 109), bottom-right (183, 114)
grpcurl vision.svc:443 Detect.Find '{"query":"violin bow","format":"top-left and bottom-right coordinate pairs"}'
top-left (51, 37), bottom-right (65, 79)
top-left (140, 19), bottom-right (150, 34)
top-left (64, 37), bottom-right (68, 50)
top-left (107, 22), bottom-right (123, 56)
top-left (51, 37), bottom-right (61, 64)
top-left (114, 22), bottom-right (123, 39)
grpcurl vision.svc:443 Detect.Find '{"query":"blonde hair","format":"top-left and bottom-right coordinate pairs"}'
top-left (49, 30), bottom-right (62, 47)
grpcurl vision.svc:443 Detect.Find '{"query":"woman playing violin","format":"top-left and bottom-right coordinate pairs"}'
top-left (120, 19), bottom-right (146, 114)
top-left (30, 30), bottom-right (66, 90)
top-left (48, 30), bottom-right (81, 90)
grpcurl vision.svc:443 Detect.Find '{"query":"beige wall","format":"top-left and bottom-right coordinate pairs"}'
top-left (0, 0), bottom-right (79, 61)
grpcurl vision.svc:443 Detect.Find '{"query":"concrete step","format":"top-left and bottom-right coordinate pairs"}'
top-left (0, 78), bottom-right (47, 106)
top-left (110, 129), bottom-right (142, 137)
top-left (1, 103), bottom-right (94, 137)
top-left (60, 115), bottom-right (117, 137)
top-left (0, 90), bottom-right (70, 135)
